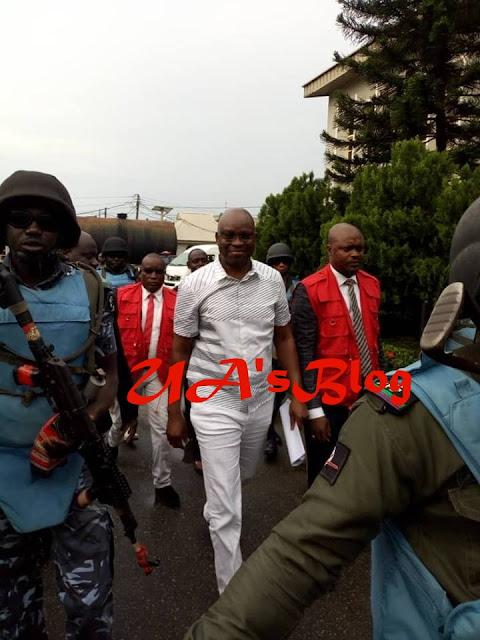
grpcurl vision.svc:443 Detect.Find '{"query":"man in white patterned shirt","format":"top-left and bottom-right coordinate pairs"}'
top-left (167, 208), bottom-right (307, 593)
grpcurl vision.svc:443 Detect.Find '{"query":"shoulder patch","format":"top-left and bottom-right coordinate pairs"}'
top-left (368, 379), bottom-right (418, 415)
top-left (320, 443), bottom-right (350, 486)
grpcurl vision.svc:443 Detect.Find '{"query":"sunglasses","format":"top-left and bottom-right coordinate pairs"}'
top-left (7, 209), bottom-right (57, 231)
top-left (142, 268), bottom-right (165, 275)
top-left (270, 258), bottom-right (291, 266)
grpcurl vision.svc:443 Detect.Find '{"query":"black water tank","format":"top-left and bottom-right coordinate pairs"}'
top-left (78, 215), bottom-right (177, 264)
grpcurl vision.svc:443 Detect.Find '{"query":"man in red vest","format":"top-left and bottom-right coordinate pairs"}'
top-left (116, 253), bottom-right (180, 508)
top-left (292, 223), bottom-right (382, 486)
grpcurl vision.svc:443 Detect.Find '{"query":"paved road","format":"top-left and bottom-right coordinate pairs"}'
top-left (44, 409), bottom-right (372, 639)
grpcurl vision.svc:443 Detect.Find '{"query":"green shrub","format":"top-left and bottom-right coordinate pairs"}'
top-left (383, 339), bottom-right (420, 370)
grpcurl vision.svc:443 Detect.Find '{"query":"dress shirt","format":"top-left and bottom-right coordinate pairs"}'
top-left (329, 265), bottom-right (362, 315)
top-left (174, 259), bottom-right (290, 413)
top-left (141, 285), bottom-right (163, 359)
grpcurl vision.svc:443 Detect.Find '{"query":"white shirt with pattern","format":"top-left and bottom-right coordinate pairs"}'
top-left (174, 259), bottom-right (290, 412)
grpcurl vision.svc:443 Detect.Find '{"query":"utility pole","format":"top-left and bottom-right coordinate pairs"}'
top-left (135, 194), bottom-right (140, 220)
top-left (104, 207), bottom-right (107, 218)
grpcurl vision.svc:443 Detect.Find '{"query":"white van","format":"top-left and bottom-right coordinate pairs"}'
top-left (164, 244), bottom-right (219, 288)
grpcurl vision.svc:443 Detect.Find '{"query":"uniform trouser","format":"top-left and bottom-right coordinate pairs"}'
top-left (145, 378), bottom-right (171, 489)
top-left (304, 404), bottom-right (350, 487)
top-left (191, 399), bottom-right (273, 594)
top-left (0, 470), bottom-right (114, 639)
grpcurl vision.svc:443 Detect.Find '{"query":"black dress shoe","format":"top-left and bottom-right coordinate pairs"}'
top-left (154, 486), bottom-right (181, 509)
top-left (271, 429), bottom-right (282, 446)
top-left (264, 439), bottom-right (278, 462)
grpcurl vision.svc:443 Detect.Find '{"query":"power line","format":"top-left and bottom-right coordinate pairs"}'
top-left (75, 195), bottom-right (262, 218)
top-left (131, 195), bottom-right (262, 210)
top-left (75, 194), bottom-right (262, 210)
top-left (150, 202), bottom-right (262, 210)
top-left (73, 195), bottom-right (131, 200)
top-left (76, 202), bottom-right (130, 216)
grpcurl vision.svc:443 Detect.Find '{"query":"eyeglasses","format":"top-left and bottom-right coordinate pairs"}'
top-left (218, 232), bottom-right (254, 242)
top-left (270, 258), bottom-right (291, 266)
top-left (7, 209), bottom-right (57, 231)
top-left (142, 268), bottom-right (165, 275)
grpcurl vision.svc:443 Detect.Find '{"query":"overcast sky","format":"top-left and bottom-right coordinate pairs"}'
top-left (0, 0), bottom-right (350, 219)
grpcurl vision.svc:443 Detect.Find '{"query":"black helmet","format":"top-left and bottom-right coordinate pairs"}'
top-left (266, 242), bottom-right (293, 265)
top-left (0, 170), bottom-right (80, 249)
top-left (449, 196), bottom-right (480, 305)
top-left (102, 236), bottom-right (129, 255)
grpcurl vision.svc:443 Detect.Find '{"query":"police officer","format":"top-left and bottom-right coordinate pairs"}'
top-left (0, 170), bottom-right (118, 638)
top-left (99, 235), bottom-right (138, 445)
top-left (265, 242), bottom-right (297, 301)
top-left (66, 230), bottom-right (139, 449)
top-left (264, 242), bottom-right (297, 461)
top-left (100, 236), bottom-right (138, 288)
top-left (183, 198), bottom-right (480, 639)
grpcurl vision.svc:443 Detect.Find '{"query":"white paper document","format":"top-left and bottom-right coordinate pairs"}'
top-left (279, 399), bottom-right (306, 467)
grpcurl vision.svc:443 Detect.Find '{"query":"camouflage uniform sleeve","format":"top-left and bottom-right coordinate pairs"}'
top-left (183, 397), bottom-right (465, 639)
top-left (95, 287), bottom-right (117, 357)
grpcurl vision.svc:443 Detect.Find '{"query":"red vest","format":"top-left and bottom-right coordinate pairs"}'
top-left (116, 283), bottom-right (176, 385)
top-left (301, 265), bottom-right (381, 407)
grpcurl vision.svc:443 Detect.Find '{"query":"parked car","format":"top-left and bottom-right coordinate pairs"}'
top-left (160, 252), bottom-right (177, 266)
top-left (164, 244), bottom-right (218, 288)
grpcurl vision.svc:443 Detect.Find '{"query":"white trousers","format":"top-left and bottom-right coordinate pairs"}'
top-left (107, 399), bottom-right (123, 447)
top-left (145, 377), bottom-right (171, 489)
top-left (191, 398), bottom-right (273, 593)
top-left (107, 378), bottom-right (171, 489)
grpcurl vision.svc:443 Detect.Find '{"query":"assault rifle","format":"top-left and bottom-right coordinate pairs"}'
top-left (0, 263), bottom-right (158, 575)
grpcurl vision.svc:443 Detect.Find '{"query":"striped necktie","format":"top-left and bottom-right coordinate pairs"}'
top-left (143, 293), bottom-right (155, 352)
top-left (345, 278), bottom-right (372, 378)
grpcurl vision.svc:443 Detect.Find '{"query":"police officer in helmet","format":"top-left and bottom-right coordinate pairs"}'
top-left (265, 243), bottom-right (296, 301)
top-left (100, 235), bottom-right (138, 288)
top-left (0, 170), bottom-right (118, 638)
top-left (183, 198), bottom-right (480, 639)
top-left (264, 242), bottom-right (297, 461)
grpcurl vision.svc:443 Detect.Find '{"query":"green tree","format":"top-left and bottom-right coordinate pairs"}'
top-left (321, 140), bottom-right (480, 334)
top-left (322, 0), bottom-right (480, 183)
top-left (255, 173), bottom-right (343, 278)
